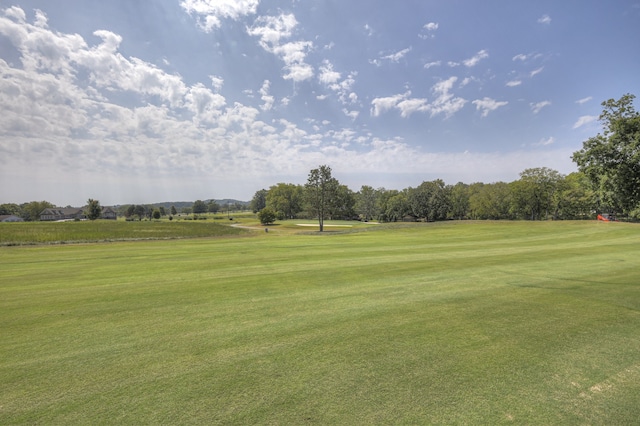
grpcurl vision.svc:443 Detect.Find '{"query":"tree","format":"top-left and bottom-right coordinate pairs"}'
top-left (258, 207), bottom-right (277, 225)
top-left (159, 206), bottom-right (166, 216)
top-left (170, 205), bottom-right (177, 216)
top-left (328, 184), bottom-right (356, 220)
top-left (449, 183), bottom-right (470, 220)
top-left (250, 189), bottom-right (268, 213)
top-left (384, 191), bottom-right (410, 222)
top-left (555, 172), bottom-right (596, 219)
top-left (468, 182), bottom-right (512, 220)
top-left (0, 203), bottom-right (22, 217)
top-left (573, 94), bottom-right (640, 215)
top-left (134, 205), bottom-right (146, 221)
top-left (152, 209), bottom-right (161, 220)
top-left (192, 200), bottom-right (207, 214)
top-left (267, 183), bottom-right (304, 219)
top-left (21, 200), bottom-right (55, 221)
top-left (355, 185), bottom-right (379, 221)
top-left (408, 180), bottom-right (450, 221)
top-left (510, 168), bottom-right (564, 220)
top-left (207, 200), bottom-right (220, 213)
top-left (86, 199), bottom-right (102, 220)
top-left (305, 165), bottom-right (338, 231)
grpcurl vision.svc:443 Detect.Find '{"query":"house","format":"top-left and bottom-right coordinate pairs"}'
top-left (40, 208), bottom-right (86, 221)
top-left (0, 215), bottom-right (23, 222)
top-left (101, 207), bottom-right (117, 220)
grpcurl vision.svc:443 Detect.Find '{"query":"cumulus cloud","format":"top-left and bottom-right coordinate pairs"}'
top-left (180, 0), bottom-right (260, 32)
top-left (424, 60), bottom-right (441, 69)
top-left (573, 115), bottom-right (598, 129)
top-left (419, 22), bottom-right (438, 39)
top-left (472, 97), bottom-right (508, 117)
top-left (463, 49), bottom-right (489, 67)
top-left (371, 92), bottom-right (409, 117)
top-left (370, 77), bottom-right (466, 119)
top-left (506, 80), bottom-right (522, 87)
top-left (247, 14), bottom-right (314, 82)
top-left (259, 80), bottom-right (274, 111)
top-left (427, 77), bottom-right (467, 118)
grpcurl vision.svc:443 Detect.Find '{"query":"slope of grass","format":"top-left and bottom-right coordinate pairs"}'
top-left (1, 221), bottom-right (639, 424)
top-left (0, 220), bottom-right (247, 245)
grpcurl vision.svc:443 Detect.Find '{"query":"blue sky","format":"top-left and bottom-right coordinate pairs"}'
top-left (1, 0), bottom-right (639, 205)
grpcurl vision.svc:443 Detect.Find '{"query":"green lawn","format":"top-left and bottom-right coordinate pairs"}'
top-left (1, 221), bottom-right (639, 424)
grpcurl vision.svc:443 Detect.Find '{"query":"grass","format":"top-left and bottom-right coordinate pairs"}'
top-left (1, 221), bottom-right (639, 424)
top-left (0, 219), bottom-right (248, 245)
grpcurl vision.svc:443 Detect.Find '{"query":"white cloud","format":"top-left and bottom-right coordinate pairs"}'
top-left (463, 49), bottom-right (488, 67)
top-left (259, 80), bottom-right (274, 111)
top-left (472, 97), bottom-right (508, 117)
top-left (370, 77), bottom-right (467, 119)
top-left (209, 75), bottom-right (224, 92)
top-left (535, 136), bottom-right (555, 146)
top-left (424, 22), bottom-right (439, 31)
top-left (4, 5), bottom-right (26, 22)
top-left (383, 47), bottom-right (412, 62)
top-left (247, 14), bottom-right (314, 82)
top-left (419, 22), bottom-right (439, 39)
top-left (506, 80), bottom-right (522, 87)
top-left (372, 47), bottom-right (412, 66)
top-left (512, 53), bottom-right (529, 61)
top-left (428, 77), bottom-right (467, 118)
top-left (531, 100), bottom-right (551, 114)
top-left (180, 0), bottom-right (260, 32)
top-left (530, 67), bottom-right (544, 77)
top-left (576, 96), bottom-right (592, 104)
top-left (424, 60), bottom-right (441, 69)
top-left (318, 60), bottom-right (341, 85)
top-left (573, 115), bottom-right (598, 129)
top-left (396, 98), bottom-right (429, 118)
top-left (371, 92), bottom-right (409, 117)
top-left (538, 14), bottom-right (551, 25)
top-left (247, 14), bottom-right (298, 47)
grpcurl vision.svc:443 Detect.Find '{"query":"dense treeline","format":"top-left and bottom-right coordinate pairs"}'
top-left (249, 167), bottom-right (606, 223)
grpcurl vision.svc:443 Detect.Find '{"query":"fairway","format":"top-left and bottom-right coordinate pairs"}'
top-left (1, 221), bottom-right (639, 424)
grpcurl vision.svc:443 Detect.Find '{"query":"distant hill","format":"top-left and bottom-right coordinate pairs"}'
top-left (117, 200), bottom-right (249, 210)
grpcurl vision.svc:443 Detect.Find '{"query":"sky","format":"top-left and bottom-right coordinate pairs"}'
top-left (1, 1), bottom-right (639, 206)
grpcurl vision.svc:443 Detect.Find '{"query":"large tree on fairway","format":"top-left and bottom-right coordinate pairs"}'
top-left (305, 165), bottom-right (338, 231)
top-left (572, 94), bottom-right (640, 215)
top-left (86, 199), bottom-right (102, 220)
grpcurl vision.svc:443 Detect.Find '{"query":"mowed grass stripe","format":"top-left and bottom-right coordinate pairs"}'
top-left (1, 221), bottom-right (639, 424)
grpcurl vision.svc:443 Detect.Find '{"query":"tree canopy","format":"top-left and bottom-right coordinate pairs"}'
top-left (573, 94), bottom-right (640, 215)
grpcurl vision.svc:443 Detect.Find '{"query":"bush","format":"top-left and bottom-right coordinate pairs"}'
top-left (258, 208), bottom-right (277, 225)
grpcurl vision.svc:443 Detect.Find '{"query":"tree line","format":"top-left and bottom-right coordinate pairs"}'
top-left (251, 166), bottom-right (598, 226)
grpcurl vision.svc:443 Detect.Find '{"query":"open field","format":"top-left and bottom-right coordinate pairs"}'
top-left (0, 220), bottom-right (249, 246)
top-left (1, 221), bottom-right (639, 424)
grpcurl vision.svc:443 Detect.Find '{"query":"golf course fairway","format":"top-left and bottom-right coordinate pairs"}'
top-left (1, 220), bottom-right (639, 424)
